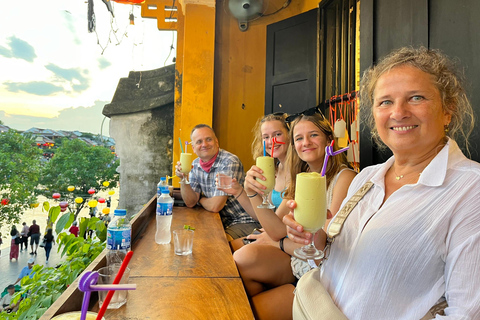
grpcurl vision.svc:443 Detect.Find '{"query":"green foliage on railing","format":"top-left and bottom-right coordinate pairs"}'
top-left (0, 206), bottom-right (107, 320)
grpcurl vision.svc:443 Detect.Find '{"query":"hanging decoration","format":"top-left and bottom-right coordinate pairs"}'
top-left (102, 207), bottom-right (111, 214)
top-left (52, 193), bottom-right (61, 199)
top-left (324, 91), bottom-right (360, 172)
top-left (103, 181), bottom-right (110, 187)
top-left (129, 12), bottom-right (135, 25)
top-left (98, 198), bottom-right (106, 204)
top-left (67, 186), bottom-right (75, 192)
top-left (102, 0), bottom-right (114, 17)
top-left (75, 197), bottom-right (84, 204)
top-left (88, 188), bottom-right (96, 195)
top-left (88, 200), bottom-right (98, 208)
top-left (88, 0), bottom-right (95, 33)
top-left (1, 198), bottom-right (9, 205)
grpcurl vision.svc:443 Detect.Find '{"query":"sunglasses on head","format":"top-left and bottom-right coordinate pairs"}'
top-left (285, 106), bottom-right (325, 123)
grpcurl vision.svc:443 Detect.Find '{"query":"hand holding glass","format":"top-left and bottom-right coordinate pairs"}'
top-left (255, 156), bottom-right (276, 209)
top-left (217, 171), bottom-right (233, 189)
top-left (293, 172), bottom-right (326, 260)
top-left (179, 153), bottom-right (192, 184)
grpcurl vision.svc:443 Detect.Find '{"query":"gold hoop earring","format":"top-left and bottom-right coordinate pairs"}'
top-left (444, 125), bottom-right (450, 134)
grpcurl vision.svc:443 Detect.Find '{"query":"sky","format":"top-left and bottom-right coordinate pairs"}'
top-left (0, 0), bottom-right (176, 136)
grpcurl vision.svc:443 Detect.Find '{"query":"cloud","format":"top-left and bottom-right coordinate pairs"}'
top-left (63, 10), bottom-right (81, 45)
top-left (0, 36), bottom-right (37, 62)
top-left (45, 63), bottom-right (91, 93)
top-left (4, 81), bottom-right (64, 95)
top-left (98, 57), bottom-right (111, 70)
top-left (0, 45), bottom-right (13, 58)
top-left (0, 100), bottom-right (111, 135)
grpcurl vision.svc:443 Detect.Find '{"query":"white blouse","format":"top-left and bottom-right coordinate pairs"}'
top-left (321, 139), bottom-right (480, 319)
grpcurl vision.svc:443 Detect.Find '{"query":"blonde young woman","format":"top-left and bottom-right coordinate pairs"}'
top-left (219, 113), bottom-right (291, 250)
top-left (234, 111), bottom-right (356, 320)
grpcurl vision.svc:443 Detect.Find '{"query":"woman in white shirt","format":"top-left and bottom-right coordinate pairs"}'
top-left (285, 47), bottom-right (480, 319)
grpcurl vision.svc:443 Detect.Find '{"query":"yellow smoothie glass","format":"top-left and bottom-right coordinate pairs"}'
top-left (293, 172), bottom-right (326, 260)
top-left (255, 156), bottom-right (276, 209)
top-left (180, 153), bottom-right (193, 184)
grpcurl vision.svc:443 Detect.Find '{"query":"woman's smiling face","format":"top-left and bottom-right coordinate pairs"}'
top-left (261, 120), bottom-right (289, 159)
top-left (373, 65), bottom-right (451, 156)
top-left (293, 119), bottom-right (328, 168)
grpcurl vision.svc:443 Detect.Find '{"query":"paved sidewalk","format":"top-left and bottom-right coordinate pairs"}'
top-left (0, 243), bottom-right (65, 291)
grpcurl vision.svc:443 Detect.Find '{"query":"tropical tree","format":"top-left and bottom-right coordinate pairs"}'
top-left (38, 138), bottom-right (119, 219)
top-left (0, 130), bottom-right (42, 228)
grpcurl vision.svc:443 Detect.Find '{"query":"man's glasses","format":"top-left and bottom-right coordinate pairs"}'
top-left (285, 106), bottom-right (325, 123)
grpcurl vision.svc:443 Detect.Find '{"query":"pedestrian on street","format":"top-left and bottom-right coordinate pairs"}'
top-left (0, 232), bottom-right (3, 256)
top-left (69, 221), bottom-right (79, 237)
top-left (14, 258), bottom-right (35, 285)
top-left (43, 228), bottom-right (55, 263)
top-left (20, 222), bottom-right (29, 251)
top-left (29, 220), bottom-right (41, 255)
top-left (9, 226), bottom-right (20, 261)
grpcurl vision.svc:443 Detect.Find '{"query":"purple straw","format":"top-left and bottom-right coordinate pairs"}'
top-left (320, 141), bottom-right (349, 177)
top-left (78, 271), bottom-right (99, 320)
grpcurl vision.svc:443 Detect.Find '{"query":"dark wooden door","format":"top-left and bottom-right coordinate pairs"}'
top-left (265, 9), bottom-right (318, 115)
top-left (360, 0), bottom-right (480, 167)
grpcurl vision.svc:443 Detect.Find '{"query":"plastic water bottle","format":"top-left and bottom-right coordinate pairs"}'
top-left (157, 177), bottom-right (169, 195)
top-left (155, 189), bottom-right (173, 244)
top-left (106, 209), bottom-right (131, 266)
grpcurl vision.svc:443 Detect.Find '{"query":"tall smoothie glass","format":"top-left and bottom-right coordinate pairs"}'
top-left (180, 153), bottom-right (193, 184)
top-left (293, 172), bottom-right (327, 260)
top-left (255, 156), bottom-right (276, 209)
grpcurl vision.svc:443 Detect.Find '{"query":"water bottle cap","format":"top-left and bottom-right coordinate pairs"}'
top-left (160, 177), bottom-right (166, 181)
top-left (114, 209), bottom-right (127, 216)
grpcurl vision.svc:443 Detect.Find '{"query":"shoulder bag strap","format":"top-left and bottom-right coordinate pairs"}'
top-left (327, 181), bottom-right (374, 239)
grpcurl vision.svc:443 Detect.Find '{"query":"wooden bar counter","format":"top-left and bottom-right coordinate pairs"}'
top-left (41, 196), bottom-right (254, 320)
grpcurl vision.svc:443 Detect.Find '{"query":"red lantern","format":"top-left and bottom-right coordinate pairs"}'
top-left (59, 201), bottom-right (68, 208)
top-left (1, 198), bottom-right (9, 205)
top-left (52, 193), bottom-right (61, 199)
top-left (61, 207), bottom-right (67, 212)
top-left (98, 198), bottom-right (106, 203)
top-left (88, 188), bottom-right (96, 195)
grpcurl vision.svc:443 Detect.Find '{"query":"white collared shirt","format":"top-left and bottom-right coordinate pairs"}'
top-left (321, 139), bottom-right (480, 319)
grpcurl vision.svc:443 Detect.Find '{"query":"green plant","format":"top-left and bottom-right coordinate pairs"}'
top-left (0, 206), bottom-right (107, 320)
top-left (0, 131), bottom-right (42, 228)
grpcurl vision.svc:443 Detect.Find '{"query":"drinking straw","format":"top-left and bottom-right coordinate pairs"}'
top-left (96, 251), bottom-right (134, 320)
top-left (320, 141), bottom-right (349, 177)
top-left (185, 141), bottom-right (188, 153)
top-left (90, 284), bottom-right (137, 290)
top-left (79, 271), bottom-right (99, 320)
top-left (271, 138), bottom-right (275, 158)
top-left (263, 140), bottom-right (266, 156)
top-left (179, 138), bottom-right (184, 153)
top-left (167, 175), bottom-right (177, 180)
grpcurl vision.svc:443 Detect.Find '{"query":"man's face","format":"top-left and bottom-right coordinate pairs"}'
top-left (28, 263), bottom-right (34, 269)
top-left (191, 127), bottom-right (219, 162)
top-left (7, 288), bottom-right (14, 295)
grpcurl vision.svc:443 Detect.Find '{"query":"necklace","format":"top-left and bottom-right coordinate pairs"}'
top-left (393, 168), bottom-right (421, 181)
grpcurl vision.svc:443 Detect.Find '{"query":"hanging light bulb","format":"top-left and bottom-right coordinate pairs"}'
top-left (129, 13), bottom-right (134, 25)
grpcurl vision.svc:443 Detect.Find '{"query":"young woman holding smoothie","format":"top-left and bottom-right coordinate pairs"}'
top-left (219, 113), bottom-right (291, 250)
top-left (234, 110), bottom-right (356, 320)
